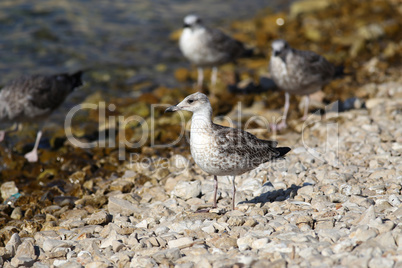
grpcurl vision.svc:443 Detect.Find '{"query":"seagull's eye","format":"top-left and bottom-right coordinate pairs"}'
top-left (188, 99), bottom-right (194, 104)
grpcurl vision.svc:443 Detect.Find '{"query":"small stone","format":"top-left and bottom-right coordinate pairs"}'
top-left (172, 181), bottom-right (201, 200)
top-left (388, 195), bottom-right (401, 207)
top-left (108, 197), bottom-right (140, 216)
top-left (352, 227), bottom-right (378, 242)
top-left (42, 239), bottom-right (73, 252)
top-left (11, 239), bottom-right (37, 267)
top-left (368, 257), bottom-right (394, 268)
top-left (155, 226), bottom-right (170, 236)
top-left (207, 236), bottom-right (237, 250)
top-left (170, 154), bottom-right (191, 171)
top-left (168, 237), bottom-right (193, 249)
top-left (148, 237), bottom-right (160, 247)
top-left (130, 256), bottom-right (157, 267)
top-left (152, 248), bottom-right (181, 263)
top-left (86, 211), bottom-right (110, 225)
top-left (251, 238), bottom-right (269, 250)
top-left (109, 179), bottom-right (133, 192)
top-left (5, 233), bottom-right (22, 258)
top-left (11, 256), bottom-right (36, 267)
top-left (1, 181), bottom-right (18, 201)
top-left (237, 236), bottom-right (255, 251)
top-left (227, 216), bottom-right (245, 226)
top-left (375, 200), bottom-right (392, 212)
top-left (201, 224), bottom-right (216, 234)
top-left (86, 261), bottom-right (110, 268)
top-left (135, 220), bottom-right (148, 229)
top-left (373, 232), bottom-right (397, 249)
top-left (10, 207), bottom-right (23, 220)
top-left (112, 240), bottom-right (124, 252)
top-left (354, 206), bottom-right (375, 225)
top-left (298, 185), bottom-right (314, 195)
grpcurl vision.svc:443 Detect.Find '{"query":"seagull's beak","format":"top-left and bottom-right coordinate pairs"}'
top-left (165, 105), bottom-right (180, 113)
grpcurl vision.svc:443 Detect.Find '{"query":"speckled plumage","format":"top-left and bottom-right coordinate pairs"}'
top-left (179, 15), bottom-right (246, 87)
top-left (165, 92), bottom-right (290, 209)
top-left (0, 71), bottom-right (83, 162)
top-left (191, 122), bottom-right (284, 177)
top-left (269, 40), bottom-right (337, 129)
top-left (0, 71), bottom-right (83, 123)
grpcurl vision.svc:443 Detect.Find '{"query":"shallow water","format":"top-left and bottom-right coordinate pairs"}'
top-left (0, 0), bottom-right (294, 132)
top-left (0, 0), bottom-right (293, 85)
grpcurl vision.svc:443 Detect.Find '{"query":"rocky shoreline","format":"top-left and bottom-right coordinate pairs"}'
top-left (1, 0), bottom-right (402, 267)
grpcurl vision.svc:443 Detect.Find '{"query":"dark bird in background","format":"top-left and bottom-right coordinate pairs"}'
top-left (0, 71), bottom-right (83, 162)
top-left (179, 14), bottom-right (249, 88)
top-left (269, 39), bottom-right (343, 130)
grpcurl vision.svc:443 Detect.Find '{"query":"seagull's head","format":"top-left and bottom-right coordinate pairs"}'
top-left (183, 14), bottom-right (203, 29)
top-left (165, 92), bottom-right (210, 114)
top-left (272, 39), bottom-right (290, 57)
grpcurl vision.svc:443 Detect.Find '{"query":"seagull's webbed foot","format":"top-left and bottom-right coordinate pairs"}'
top-left (24, 150), bottom-right (39, 163)
top-left (271, 120), bottom-right (287, 131)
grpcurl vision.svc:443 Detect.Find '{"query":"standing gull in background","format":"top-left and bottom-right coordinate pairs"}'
top-left (179, 15), bottom-right (247, 88)
top-left (269, 39), bottom-right (341, 130)
top-left (165, 92), bottom-right (290, 210)
top-left (0, 71), bottom-right (83, 162)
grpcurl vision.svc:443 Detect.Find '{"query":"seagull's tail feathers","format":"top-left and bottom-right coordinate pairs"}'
top-left (240, 47), bottom-right (255, 58)
top-left (69, 70), bottom-right (84, 89)
top-left (276, 147), bottom-right (291, 158)
top-left (334, 65), bottom-right (353, 79)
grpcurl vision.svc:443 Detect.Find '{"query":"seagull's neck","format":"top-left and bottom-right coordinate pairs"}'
top-left (191, 105), bottom-right (213, 131)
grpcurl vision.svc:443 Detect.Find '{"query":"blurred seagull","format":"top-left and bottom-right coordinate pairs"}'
top-left (269, 40), bottom-right (342, 129)
top-left (165, 92), bottom-right (290, 210)
top-left (0, 71), bottom-right (83, 162)
top-left (179, 14), bottom-right (248, 88)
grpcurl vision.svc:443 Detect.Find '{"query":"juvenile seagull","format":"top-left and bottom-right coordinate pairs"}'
top-left (269, 39), bottom-right (339, 129)
top-left (165, 92), bottom-right (290, 210)
top-left (0, 71), bottom-right (83, 162)
top-left (179, 15), bottom-right (247, 88)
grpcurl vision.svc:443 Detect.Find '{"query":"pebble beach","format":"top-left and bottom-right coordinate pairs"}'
top-left (0, 0), bottom-right (402, 267)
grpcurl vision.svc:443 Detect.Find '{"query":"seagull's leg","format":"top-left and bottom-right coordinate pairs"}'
top-left (232, 176), bottom-right (236, 210)
top-left (24, 130), bottom-right (42, 162)
top-left (213, 175), bottom-right (218, 208)
top-left (197, 67), bottom-right (204, 89)
top-left (301, 95), bottom-right (310, 121)
top-left (0, 123), bottom-right (20, 142)
top-left (211, 66), bottom-right (218, 87)
top-left (0, 131), bottom-right (5, 142)
top-left (276, 92), bottom-right (290, 130)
